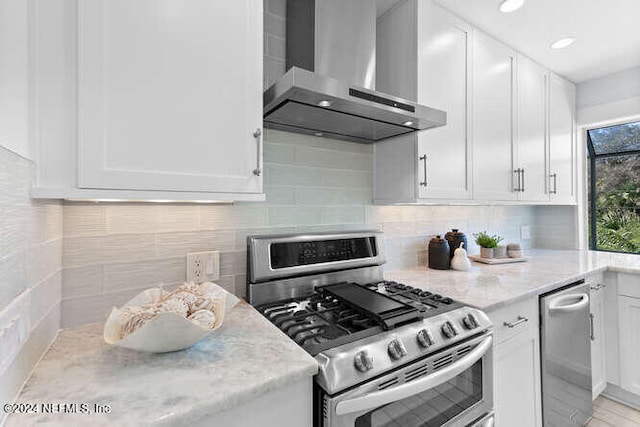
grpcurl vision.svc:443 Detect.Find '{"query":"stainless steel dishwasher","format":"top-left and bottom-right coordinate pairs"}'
top-left (540, 280), bottom-right (592, 426)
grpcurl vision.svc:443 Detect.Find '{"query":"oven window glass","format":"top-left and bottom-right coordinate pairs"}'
top-left (355, 360), bottom-right (483, 427)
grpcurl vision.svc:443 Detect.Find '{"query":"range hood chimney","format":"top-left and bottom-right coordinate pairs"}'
top-left (263, 0), bottom-right (446, 144)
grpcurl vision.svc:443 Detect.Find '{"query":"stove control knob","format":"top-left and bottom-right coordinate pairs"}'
top-left (441, 321), bottom-right (458, 338)
top-left (354, 350), bottom-right (374, 373)
top-left (417, 329), bottom-right (436, 348)
top-left (387, 339), bottom-right (408, 360)
top-left (462, 313), bottom-right (480, 330)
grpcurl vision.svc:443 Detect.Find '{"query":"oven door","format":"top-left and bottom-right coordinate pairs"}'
top-left (321, 334), bottom-right (493, 427)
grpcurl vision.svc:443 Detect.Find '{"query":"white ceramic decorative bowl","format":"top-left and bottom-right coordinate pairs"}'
top-left (103, 282), bottom-right (239, 353)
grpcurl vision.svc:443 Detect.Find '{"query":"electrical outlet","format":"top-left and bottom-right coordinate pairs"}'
top-left (187, 251), bottom-right (220, 284)
top-left (520, 225), bottom-right (531, 240)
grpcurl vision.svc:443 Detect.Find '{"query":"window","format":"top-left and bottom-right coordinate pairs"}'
top-left (587, 121), bottom-right (640, 254)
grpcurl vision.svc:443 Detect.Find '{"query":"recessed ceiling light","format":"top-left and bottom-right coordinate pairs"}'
top-left (499, 0), bottom-right (525, 13)
top-left (551, 37), bottom-right (575, 49)
top-left (403, 121), bottom-right (414, 126)
top-left (317, 100), bottom-right (332, 107)
top-left (314, 132), bottom-right (324, 137)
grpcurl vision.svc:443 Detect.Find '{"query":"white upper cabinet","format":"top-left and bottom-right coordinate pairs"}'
top-left (516, 56), bottom-right (548, 202)
top-left (548, 73), bottom-right (576, 204)
top-left (374, 1), bottom-right (472, 202)
top-left (32, 0), bottom-right (264, 201)
top-left (416, 5), bottom-right (472, 200)
top-left (472, 33), bottom-right (517, 201)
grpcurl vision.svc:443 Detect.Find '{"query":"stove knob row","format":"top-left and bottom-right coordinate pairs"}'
top-left (387, 339), bottom-right (408, 360)
top-left (354, 350), bottom-right (374, 373)
top-left (462, 313), bottom-right (480, 330)
top-left (416, 329), bottom-right (436, 349)
top-left (441, 321), bottom-right (458, 338)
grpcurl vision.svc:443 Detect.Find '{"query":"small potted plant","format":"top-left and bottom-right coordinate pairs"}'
top-left (473, 231), bottom-right (503, 259)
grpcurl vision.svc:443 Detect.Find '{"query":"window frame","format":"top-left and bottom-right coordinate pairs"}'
top-left (587, 120), bottom-right (640, 253)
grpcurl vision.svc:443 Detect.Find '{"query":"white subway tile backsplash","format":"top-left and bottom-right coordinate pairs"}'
top-left (157, 205), bottom-right (200, 233)
top-left (63, 203), bottom-right (107, 236)
top-left (0, 253), bottom-right (28, 311)
top-left (61, 287), bottom-right (149, 328)
top-left (27, 239), bottom-right (63, 286)
top-left (62, 265), bottom-right (103, 298)
top-left (266, 0), bottom-right (285, 17)
top-left (155, 230), bottom-right (234, 258)
top-left (263, 142), bottom-right (295, 164)
top-left (265, 163), bottom-right (323, 186)
top-left (233, 226), bottom-right (296, 250)
top-left (58, 130), bottom-right (559, 331)
top-left (268, 206), bottom-right (323, 226)
top-left (220, 251), bottom-right (247, 276)
top-left (295, 187), bottom-right (343, 205)
top-left (107, 204), bottom-right (159, 234)
top-left (0, 146), bottom-right (62, 411)
top-left (320, 169), bottom-right (372, 189)
top-left (30, 272), bottom-right (62, 326)
top-left (294, 146), bottom-right (372, 171)
top-left (266, 33), bottom-right (286, 59)
top-left (104, 258), bottom-right (185, 292)
top-left (263, 185), bottom-right (296, 205)
top-left (216, 275), bottom-right (236, 294)
top-left (199, 206), bottom-right (267, 230)
top-left (320, 206), bottom-right (365, 224)
top-left (263, 11), bottom-right (285, 40)
top-left (267, 129), bottom-right (372, 154)
top-left (234, 275), bottom-right (247, 299)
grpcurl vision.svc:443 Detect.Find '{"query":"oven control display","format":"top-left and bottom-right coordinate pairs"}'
top-left (270, 237), bottom-right (377, 269)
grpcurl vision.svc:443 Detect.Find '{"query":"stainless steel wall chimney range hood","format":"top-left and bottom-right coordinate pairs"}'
top-left (263, 0), bottom-right (447, 144)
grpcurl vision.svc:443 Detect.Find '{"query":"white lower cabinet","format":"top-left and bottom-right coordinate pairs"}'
top-left (489, 298), bottom-right (542, 427)
top-left (618, 273), bottom-right (640, 396)
top-left (588, 274), bottom-right (607, 399)
top-left (192, 379), bottom-right (312, 427)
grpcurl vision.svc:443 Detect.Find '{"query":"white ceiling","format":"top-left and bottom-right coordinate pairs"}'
top-left (377, 0), bottom-right (640, 83)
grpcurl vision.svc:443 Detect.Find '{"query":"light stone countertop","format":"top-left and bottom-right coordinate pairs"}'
top-left (385, 249), bottom-right (640, 312)
top-left (5, 302), bottom-right (318, 427)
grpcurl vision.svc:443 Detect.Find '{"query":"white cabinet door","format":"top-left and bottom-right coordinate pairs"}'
top-left (516, 56), bottom-right (548, 202)
top-left (472, 33), bottom-right (517, 201)
top-left (590, 283), bottom-right (607, 399)
top-left (548, 74), bottom-right (575, 204)
top-left (416, 6), bottom-right (472, 200)
top-left (77, 0), bottom-right (263, 194)
top-left (494, 327), bottom-right (542, 427)
top-left (619, 295), bottom-right (640, 395)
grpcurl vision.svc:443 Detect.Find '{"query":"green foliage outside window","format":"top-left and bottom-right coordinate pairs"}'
top-left (589, 121), bottom-right (640, 254)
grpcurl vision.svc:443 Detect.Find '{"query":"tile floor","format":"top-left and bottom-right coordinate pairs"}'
top-left (587, 396), bottom-right (640, 426)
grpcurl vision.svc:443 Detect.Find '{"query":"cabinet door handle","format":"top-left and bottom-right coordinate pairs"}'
top-left (513, 168), bottom-right (522, 192)
top-left (550, 173), bottom-right (557, 194)
top-left (589, 313), bottom-right (595, 341)
top-left (521, 169), bottom-right (525, 192)
top-left (419, 155), bottom-right (427, 187)
top-left (253, 128), bottom-right (262, 176)
top-left (504, 316), bottom-right (528, 328)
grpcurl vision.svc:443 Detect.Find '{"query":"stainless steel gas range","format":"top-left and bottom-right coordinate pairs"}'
top-left (247, 231), bottom-right (494, 427)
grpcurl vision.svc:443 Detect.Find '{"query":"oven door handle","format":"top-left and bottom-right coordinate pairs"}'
top-left (335, 335), bottom-right (493, 415)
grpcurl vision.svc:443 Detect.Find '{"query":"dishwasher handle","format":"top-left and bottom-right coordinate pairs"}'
top-left (548, 293), bottom-right (589, 315)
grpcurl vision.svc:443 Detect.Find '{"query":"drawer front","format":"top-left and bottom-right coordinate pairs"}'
top-left (488, 297), bottom-right (538, 344)
top-left (618, 273), bottom-right (640, 299)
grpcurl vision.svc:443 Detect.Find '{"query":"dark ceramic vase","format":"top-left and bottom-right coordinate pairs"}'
top-left (444, 229), bottom-right (468, 260)
top-left (428, 235), bottom-right (450, 270)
